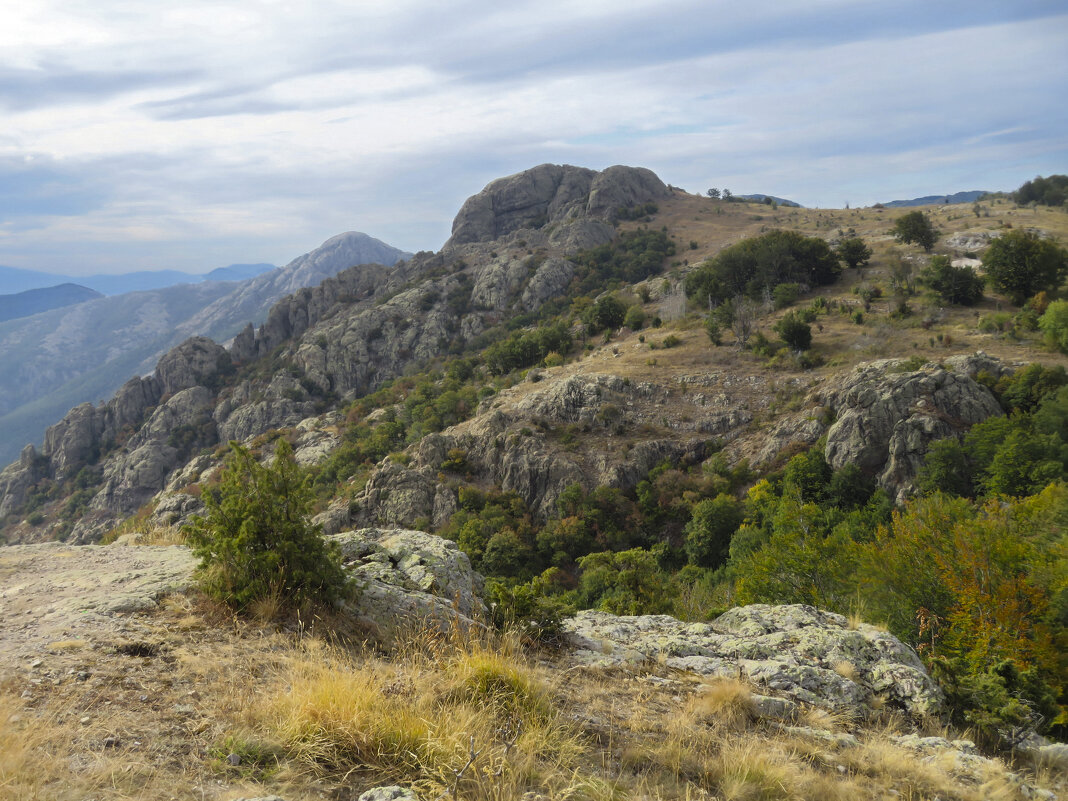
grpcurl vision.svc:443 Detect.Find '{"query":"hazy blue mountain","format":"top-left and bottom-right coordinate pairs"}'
top-left (881, 190), bottom-right (988, 207)
top-left (737, 194), bottom-right (802, 207)
top-left (0, 265), bottom-right (80, 295)
top-left (202, 263), bottom-right (276, 282)
top-left (0, 232), bottom-right (408, 464)
top-left (0, 262), bottom-right (278, 297)
top-left (0, 284), bottom-right (103, 323)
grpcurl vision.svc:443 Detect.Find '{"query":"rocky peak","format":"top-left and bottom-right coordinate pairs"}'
top-left (155, 337), bottom-right (231, 396)
top-left (446, 164), bottom-right (671, 247)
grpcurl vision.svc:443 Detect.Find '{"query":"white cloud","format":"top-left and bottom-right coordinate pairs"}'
top-left (0, 2), bottom-right (1064, 275)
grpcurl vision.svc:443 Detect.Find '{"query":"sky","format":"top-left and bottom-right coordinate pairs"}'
top-left (0, 0), bottom-right (1065, 277)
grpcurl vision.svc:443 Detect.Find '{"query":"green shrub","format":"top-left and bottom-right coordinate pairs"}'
top-left (931, 656), bottom-right (1059, 748)
top-left (835, 236), bottom-right (872, 268)
top-left (623, 304), bottom-right (646, 330)
top-left (1040, 300), bottom-right (1068, 353)
top-left (921, 255), bottom-right (984, 305)
top-left (775, 311), bottom-right (812, 351)
top-left (772, 282), bottom-right (800, 309)
top-left (185, 440), bottom-right (349, 612)
top-left (983, 230), bottom-right (1068, 305)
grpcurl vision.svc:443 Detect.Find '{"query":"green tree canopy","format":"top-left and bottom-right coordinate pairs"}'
top-left (683, 229), bottom-right (840, 307)
top-left (982, 230), bottom-right (1068, 305)
top-left (1039, 300), bottom-right (1068, 353)
top-left (1015, 175), bottom-right (1068, 207)
top-left (684, 494), bottom-right (744, 568)
top-left (893, 211), bottom-right (938, 252)
top-left (835, 237), bottom-right (873, 269)
top-left (585, 295), bottom-right (627, 334)
top-left (920, 255), bottom-right (984, 305)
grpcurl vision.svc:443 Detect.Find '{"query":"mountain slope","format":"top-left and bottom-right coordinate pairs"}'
top-left (0, 232), bottom-right (409, 465)
top-left (174, 232), bottom-right (411, 344)
top-left (1, 164), bottom-right (1065, 547)
top-left (0, 263), bottom-right (277, 296)
top-left (0, 283), bottom-right (103, 323)
top-left (881, 190), bottom-right (988, 207)
top-left (0, 164), bottom-right (667, 538)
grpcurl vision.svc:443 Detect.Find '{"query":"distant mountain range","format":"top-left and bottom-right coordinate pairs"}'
top-left (737, 194), bottom-right (802, 207)
top-left (0, 263), bottom-right (276, 297)
top-left (880, 190), bottom-right (988, 207)
top-left (0, 284), bottom-right (104, 324)
top-left (0, 233), bottom-right (409, 464)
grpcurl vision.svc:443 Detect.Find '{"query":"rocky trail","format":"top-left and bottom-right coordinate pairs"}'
top-left (0, 542), bottom-right (195, 676)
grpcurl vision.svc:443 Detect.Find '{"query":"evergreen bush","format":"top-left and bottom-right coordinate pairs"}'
top-left (186, 440), bottom-right (349, 612)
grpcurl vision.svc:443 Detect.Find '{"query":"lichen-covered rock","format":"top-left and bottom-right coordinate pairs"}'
top-left (154, 337), bottom-right (231, 396)
top-left (0, 444), bottom-right (48, 518)
top-left (333, 528), bottom-right (486, 641)
top-left (357, 788), bottom-right (420, 801)
top-left (85, 386), bottom-right (216, 522)
top-left (149, 491), bottom-right (205, 528)
top-left (822, 357), bottom-right (1003, 500)
top-left (520, 257), bottom-right (575, 311)
top-left (890, 734), bottom-right (1057, 800)
top-left (563, 604), bottom-right (942, 720)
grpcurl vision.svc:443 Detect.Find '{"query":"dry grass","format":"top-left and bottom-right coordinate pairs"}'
top-left (1, 589), bottom-right (1063, 801)
top-left (687, 677), bottom-right (756, 732)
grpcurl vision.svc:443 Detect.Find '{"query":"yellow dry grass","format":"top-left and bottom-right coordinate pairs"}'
top-left (1, 587), bottom-right (1064, 801)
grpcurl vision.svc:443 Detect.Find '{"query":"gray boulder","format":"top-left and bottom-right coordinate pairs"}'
top-left (563, 604), bottom-right (942, 720)
top-left (357, 788), bottom-right (419, 801)
top-left (822, 357), bottom-right (1003, 500)
top-left (155, 337), bottom-right (230, 396)
top-left (333, 528), bottom-right (486, 641)
top-left (0, 444), bottom-right (48, 518)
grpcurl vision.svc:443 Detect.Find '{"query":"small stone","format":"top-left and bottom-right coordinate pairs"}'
top-left (29, 659), bottom-right (42, 669)
top-left (139, 694), bottom-right (148, 702)
top-left (80, 716), bottom-right (91, 725)
top-left (103, 737), bottom-right (120, 749)
top-left (226, 752), bottom-right (241, 766)
top-left (357, 787), bottom-right (419, 801)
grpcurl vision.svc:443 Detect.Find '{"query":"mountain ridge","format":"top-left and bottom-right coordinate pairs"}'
top-left (0, 232), bottom-right (410, 465)
top-left (880, 189), bottom-right (988, 207)
top-left (0, 262), bottom-right (276, 297)
top-left (0, 282), bottom-right (103, 323)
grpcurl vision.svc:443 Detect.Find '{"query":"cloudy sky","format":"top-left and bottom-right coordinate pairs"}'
top-left (1, 1), bottom-right (1065, 277)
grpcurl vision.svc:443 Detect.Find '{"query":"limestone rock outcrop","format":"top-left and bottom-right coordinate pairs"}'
top-left (0, 444), bottom-right (48, 519)
top-left (344, 373), bottom-right (715, 529)
top-left (333, 528), bottom-right (486, 641)
top-left (447, 164), bottom-right (670, 247)
top-left (564, 604), bottom-right (943, 720)
top-left (736, 355), bottom-right (1007, 501)
top-left (822, 357), bottom-right (1003, 499)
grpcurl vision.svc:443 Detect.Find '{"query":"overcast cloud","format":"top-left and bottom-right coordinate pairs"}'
top-left (0, 0), bottom-right (1065, 276)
